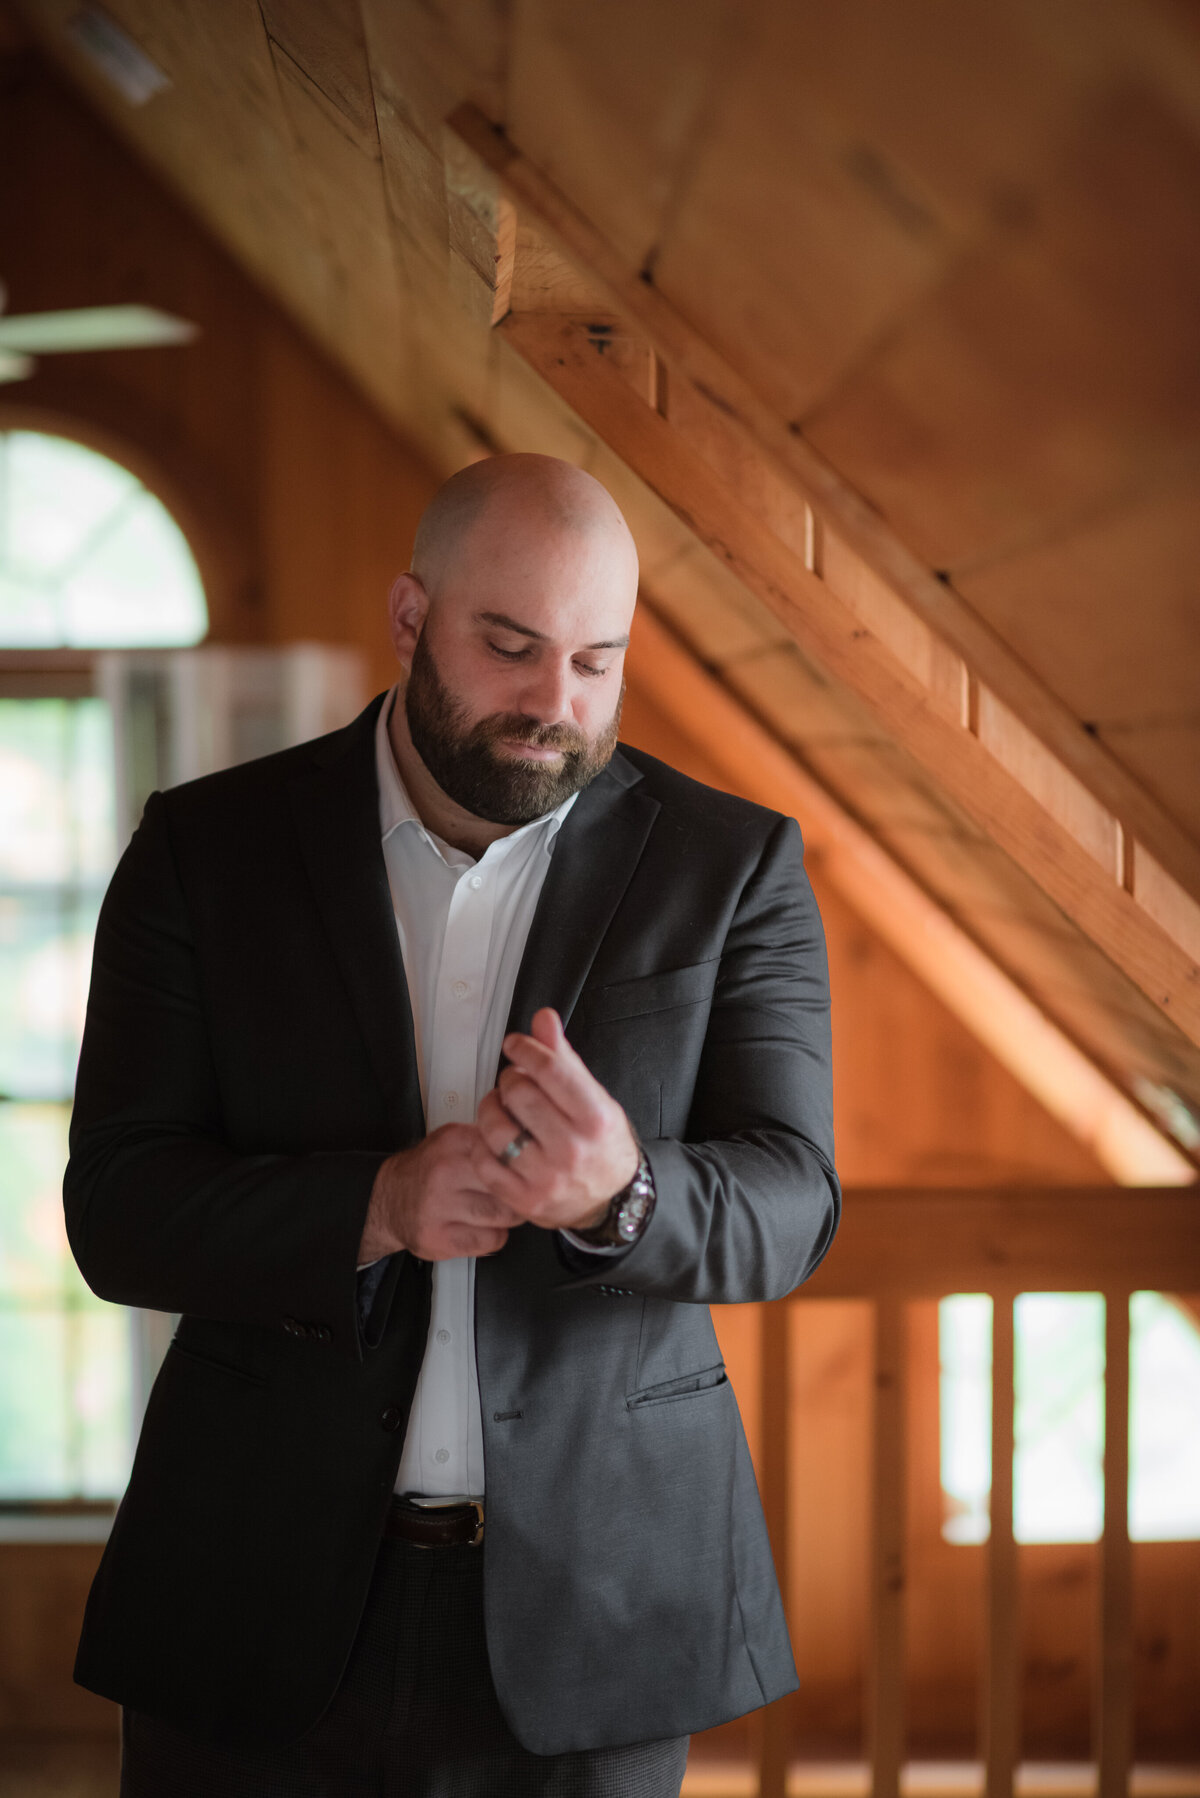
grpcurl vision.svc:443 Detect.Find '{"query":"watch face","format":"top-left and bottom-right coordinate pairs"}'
top-left (618, 1193), bottom-right (649, 1239)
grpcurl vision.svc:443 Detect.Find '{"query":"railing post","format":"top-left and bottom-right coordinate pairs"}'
top-left (984, 1290), bottom-right (1019, 1798)
top-left (867, 1297), bottom-right (905, 1798)
top-left (758, 1300), bottom-right (791, 1798)
top-left (1097, 1290), bottom-right (1133, 1798)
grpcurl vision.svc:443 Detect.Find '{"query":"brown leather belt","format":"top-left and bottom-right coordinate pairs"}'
top-left (384, 1496), bottom-right (484, 1549)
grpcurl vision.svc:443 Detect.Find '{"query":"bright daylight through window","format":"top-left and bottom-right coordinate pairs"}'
top-left (940, 1291), bottom-right (1200, 1545)
top-left (0, 428), bottom-right (207, 1509)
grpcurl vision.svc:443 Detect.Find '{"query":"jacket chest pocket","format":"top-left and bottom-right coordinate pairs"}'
top-left (571, 959), bottom-right (718, 1140)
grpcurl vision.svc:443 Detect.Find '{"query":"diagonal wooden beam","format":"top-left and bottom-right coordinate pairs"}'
top-left (449, 101), bottom-right (1200, 911)
top-left (627, 604), bottom-right (1195, 1185)
top-left (518, 313), bottom-right (1200, 1046)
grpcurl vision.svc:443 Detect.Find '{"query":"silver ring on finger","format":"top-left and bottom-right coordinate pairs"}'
top-left (498, 1128), bottom-right (532, 1166)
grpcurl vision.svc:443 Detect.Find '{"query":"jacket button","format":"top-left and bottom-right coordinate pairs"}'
top-left (283, 1317), bottom-right (299, 1335)
top-left (379, 1405), bottom-right (403, 1432)
top-left (316, 1325), bottom-right (332, 1344)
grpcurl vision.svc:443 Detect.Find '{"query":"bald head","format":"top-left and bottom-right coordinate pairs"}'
top-left (411, 453), bottom-right (638, 598)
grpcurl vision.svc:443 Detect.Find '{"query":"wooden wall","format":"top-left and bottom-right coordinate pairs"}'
top-left (0, 38), bottom-right (1195, 1772)
top-left (0, 46), bottom-right (436, 695)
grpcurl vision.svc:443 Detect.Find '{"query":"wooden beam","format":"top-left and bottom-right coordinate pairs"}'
top-left (507, 312), bottom-right (1200, 1047)
top-left (1096, 1294), bottom-right (1134, 1798)
top-left (867, 1298), bottom-right (906, 1798)
top-left (449, 102), bottom-right (1200, 910)
top-left (983, 1293), bottom-right (1019, 1798)
top-left (626, 604), bottom-right (1196, 1185)
top-left (799, 1190), bottom-right (1200, 1300)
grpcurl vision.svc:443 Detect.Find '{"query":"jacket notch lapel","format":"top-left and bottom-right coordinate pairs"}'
top-left (506, 754), bottom-right (660, 1040)
top-left (288, 704), bottom-right (425, 1148)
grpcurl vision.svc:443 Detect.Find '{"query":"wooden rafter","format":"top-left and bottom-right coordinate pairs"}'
top-left (449, 102), bottom-right (1200, 905)
top-left (516, 312), bottom-right (1200, 1045)
top-left (627, 605), bottom-right (1195, 1186)
top-left (448, 104), bottom-right (1200, 1054)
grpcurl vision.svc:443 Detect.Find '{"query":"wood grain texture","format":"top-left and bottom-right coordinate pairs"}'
top-left (451, 103), bottom-right (1200, 908)
top-left (984, 1294), bottom-right (1019, 1798)
top-left (1097, 1295), bottom-right (1134, 1798)
top-left (800, 1189), bottom-right (1200, 1298)
top-left (504, 311), bottom-right (1200, 1045)
top-left (867, 1297), bottom-right (906, 1798)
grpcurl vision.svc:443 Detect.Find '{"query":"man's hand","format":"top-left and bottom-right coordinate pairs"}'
top-left (359, 1125), bottom-right (522, 1264)
top-left (472, 1008), bottom-right (640, 1232)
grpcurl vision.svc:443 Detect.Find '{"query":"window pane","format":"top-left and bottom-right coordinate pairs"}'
top-left (1014, 1293), bottom-right (1105, 1544)
top-left (0, 1311), bottom-right (71, 1497)
top-left (0, 1104), bottom-right (132, 1498)
top-left (939, 1294), bottom-right (992, 1544)
top-left (0, 430), bottom-right (207, 648)
top-left (2, 429), bottom-right (134, 585)
top-left (1130, 1290), bottom-right (1200, 1541)
top-left (0, 700), bottom-right (115, 1100)
top-left (62, 490), bottom-right (207, 646)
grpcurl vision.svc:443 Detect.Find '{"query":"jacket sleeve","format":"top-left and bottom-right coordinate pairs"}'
top-left (560, 813), bottom-right (840, 1305)
top-left (63, 792), bottom-right (389, 1361)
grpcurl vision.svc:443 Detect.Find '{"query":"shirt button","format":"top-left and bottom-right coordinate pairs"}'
top-left (436, 1329), bottom-right (451, 1345)
top-left (444, 1092), bottom-right (459, 1110)
top-left (469, 874), bottom-right (483, 890)
top-left (451, 980), bottom-right (469, 1000)
top-left (434, 1447), bottom-right (450, 1465)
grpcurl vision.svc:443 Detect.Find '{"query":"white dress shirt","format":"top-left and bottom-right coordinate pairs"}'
top-left (374, 687), bottom-right (579, 1500)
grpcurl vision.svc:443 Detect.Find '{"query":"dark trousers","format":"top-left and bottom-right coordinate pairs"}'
top-left (120, 1535), bottom-right (690, 1796)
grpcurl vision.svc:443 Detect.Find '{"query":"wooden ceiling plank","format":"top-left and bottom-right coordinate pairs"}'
top-left (506, 0), bottom-right (736, 273)
top-left (501, 308), bottom-right (1200, 1043)
top-left (257, 0), bottom-right (378, 148)
top-left (1101, 719), bottom-right (1200, 847)
top-left (803, 83), bottom-right (1200, 566)
top-left (628, 604), bottom-right (1194, 1185)
top-left (449, 103), bottom-right (1200, 908)
top-left (267, 41), bottom-right (409, 400)
top-left (955, 475), bottom-right (1200, 729)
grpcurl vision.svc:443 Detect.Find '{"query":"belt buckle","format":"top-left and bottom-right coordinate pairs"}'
top-left (466, 1499), bottom-right (484, 1547)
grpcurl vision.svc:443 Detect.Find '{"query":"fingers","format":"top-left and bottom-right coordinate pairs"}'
top-left (478, 1077), bottom-right (571, 1162)
top-left (501, 1017), bottom-right (607, 1129)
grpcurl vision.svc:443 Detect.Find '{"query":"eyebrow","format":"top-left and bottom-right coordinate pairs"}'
top-left (476, 610), bottom-right (630, 652)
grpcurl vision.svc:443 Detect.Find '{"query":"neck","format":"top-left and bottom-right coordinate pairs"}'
top-left (387, 686), bottom-right (518, 858)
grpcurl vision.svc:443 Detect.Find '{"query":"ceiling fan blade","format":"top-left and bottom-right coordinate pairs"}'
top-left (0, 305), bottom-right (198, 354)
top-left (0, 349), bottom-right (35, 383)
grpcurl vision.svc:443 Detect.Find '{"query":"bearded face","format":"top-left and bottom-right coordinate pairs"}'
top-left (404, 629), bottom-right (624, 825)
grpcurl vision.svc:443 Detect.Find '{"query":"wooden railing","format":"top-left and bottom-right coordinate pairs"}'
top-left (750, 1187), bottom-right (1200, 1798)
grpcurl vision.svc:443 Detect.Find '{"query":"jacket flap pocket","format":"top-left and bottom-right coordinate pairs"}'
top-left (626, 1362), bottom-right (727, 1408)
top-left (577, 958), bottom-right (720, 1027)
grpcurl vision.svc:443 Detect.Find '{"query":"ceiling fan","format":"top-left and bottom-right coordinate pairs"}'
top-left (0, 279), bottom-right (198, 383)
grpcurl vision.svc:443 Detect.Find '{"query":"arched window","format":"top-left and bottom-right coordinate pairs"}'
top-left (0, 429), bottom-right (208, 1524)
top-left (0, 429), bottom-right (208, 647)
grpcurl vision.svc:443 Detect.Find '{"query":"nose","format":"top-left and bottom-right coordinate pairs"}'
top-left (517, 656), bottom-right (573, 727)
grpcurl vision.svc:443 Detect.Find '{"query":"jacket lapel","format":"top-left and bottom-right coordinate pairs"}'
top-left (288, 698), bottom-right (425, 1148)
top-left (506, 750), bottom-right (660, 1039)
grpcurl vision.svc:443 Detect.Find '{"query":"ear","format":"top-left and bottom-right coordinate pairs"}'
top-left (387, 572), bottom-right (429, 671)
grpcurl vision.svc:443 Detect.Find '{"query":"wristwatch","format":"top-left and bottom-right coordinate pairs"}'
top-left (572, 1149), bottom-right (657, 1249)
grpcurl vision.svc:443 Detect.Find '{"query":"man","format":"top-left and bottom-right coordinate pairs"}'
top-left (66, 454), bottom-right (840, 1796)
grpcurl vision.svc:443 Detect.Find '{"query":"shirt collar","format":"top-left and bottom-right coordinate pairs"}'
top-left (375, 685), bottom-right (578, 853)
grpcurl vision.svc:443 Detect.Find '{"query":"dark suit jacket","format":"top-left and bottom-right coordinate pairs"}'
top-left (65, 693), bottom-right (840, 1755)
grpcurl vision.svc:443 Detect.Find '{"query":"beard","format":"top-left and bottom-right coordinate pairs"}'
top-left (404, 631), bottom-right (623, 825)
